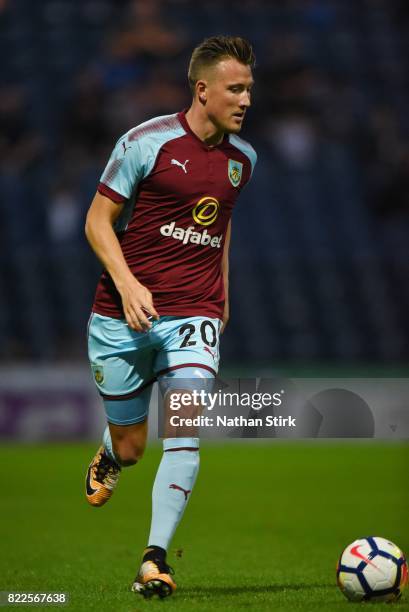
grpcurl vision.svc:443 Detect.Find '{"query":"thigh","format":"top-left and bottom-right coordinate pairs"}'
top-left (88, 313), bottom-right (155, 425)
top-left (157, 365), bottom-right (215, 438)
top-left (154, 316), bottom-right (220, 437)
top-left (153, 315), bottom-right (222, 378)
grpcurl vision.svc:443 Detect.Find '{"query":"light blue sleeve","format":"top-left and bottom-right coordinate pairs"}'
top-left (100, 114), bottom-right (186, 199)
top-left (229, 134), bottom-right (257, 177)
top-left (99, 133), bottom-right (145, 199)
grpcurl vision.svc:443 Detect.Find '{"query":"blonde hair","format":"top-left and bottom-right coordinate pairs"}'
top-left (188, 35), bottom-right (255, 94)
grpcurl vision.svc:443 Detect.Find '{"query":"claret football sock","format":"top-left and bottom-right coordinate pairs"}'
top-left (147, 437), bottom-right (200, 551)
top-left (102, 425), bottom-right (120, 467)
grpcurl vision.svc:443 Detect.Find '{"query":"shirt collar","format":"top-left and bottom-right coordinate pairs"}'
top-left (177, 109), bottom-right (228, 149)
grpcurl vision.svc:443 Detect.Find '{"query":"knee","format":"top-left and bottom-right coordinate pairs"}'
top-left (113, 440), bottom-right (145, 466)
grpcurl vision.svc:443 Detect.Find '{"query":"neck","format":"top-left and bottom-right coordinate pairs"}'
top-left (185, 103), bottom-right (224, 147)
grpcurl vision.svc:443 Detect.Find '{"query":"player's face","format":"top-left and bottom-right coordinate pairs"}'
top-left (204, 58), bottom-right (254, 134)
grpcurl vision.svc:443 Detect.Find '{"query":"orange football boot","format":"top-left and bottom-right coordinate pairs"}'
top-left (132, 547), bottom-right (176, 598)
top-left (85, 445), bottom-right (121, 507)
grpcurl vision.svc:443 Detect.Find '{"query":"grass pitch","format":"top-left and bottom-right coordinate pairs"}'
top-left (1, 442), bottom-right (408, 611)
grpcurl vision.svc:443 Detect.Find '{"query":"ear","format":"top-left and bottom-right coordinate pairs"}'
top-left (196, 80), bottom-right (207, 105)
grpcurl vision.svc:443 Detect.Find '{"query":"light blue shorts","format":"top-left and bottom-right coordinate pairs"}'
top-left (87, 313), bottom-right (221, 426)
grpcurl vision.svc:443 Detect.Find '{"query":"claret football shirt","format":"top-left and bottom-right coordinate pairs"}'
top-left (93, 109), bottom-right (257, 319)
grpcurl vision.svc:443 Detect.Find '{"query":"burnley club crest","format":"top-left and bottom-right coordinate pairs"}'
top-left (92, 364), bottom-right (104, 385)
top-left (228, 159), bottom-right (243, 187)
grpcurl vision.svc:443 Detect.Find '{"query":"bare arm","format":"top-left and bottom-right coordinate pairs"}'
top-left (85, 191), bottom-right (158, 332)
top-left (220, 220), bottom-right (231, 334)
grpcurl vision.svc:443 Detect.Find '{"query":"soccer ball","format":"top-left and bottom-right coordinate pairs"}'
top-left (337, 536), bottom-right (408, 602)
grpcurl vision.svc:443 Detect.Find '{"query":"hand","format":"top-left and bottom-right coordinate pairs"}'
top-left (117, 275), bottom-right (159, 332)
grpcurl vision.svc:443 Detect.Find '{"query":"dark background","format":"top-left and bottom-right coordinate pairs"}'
top-left (0, 7), bottom-right (407, 607)
top-left (1, 0), bottom-right (409, 367)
